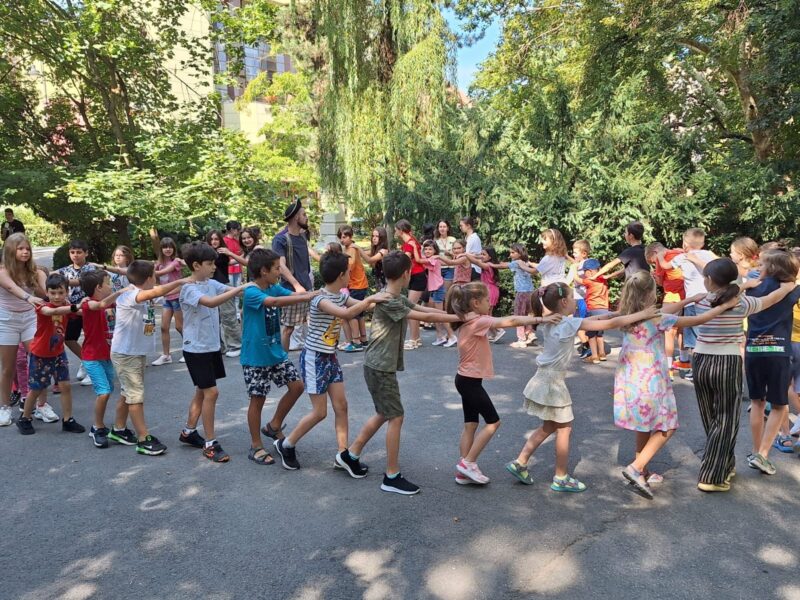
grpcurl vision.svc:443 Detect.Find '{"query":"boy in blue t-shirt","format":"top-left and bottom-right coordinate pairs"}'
top-left (241, 248), bottom-right (319, 465)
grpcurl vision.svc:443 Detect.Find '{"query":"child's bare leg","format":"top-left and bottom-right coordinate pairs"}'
top-left (328, 382), bottom-right (349, 451)
top-left (349, 413), bottom-right (388, 455)
top-left (22, 389), bottom-right (43, 418)
top-left (0, 344), bottom-right (18, 406)
top-left (459, 422), bottom-right (478, 458)
top-left (759, 405), bottom-right (788, 458)
top-left (588, 337), bottom-right (600, 359)
top-left (358, 319), bottom-right (367, 344)
top-left (385, 415), bottom-right (404, 475)
top-left (665, 328), bottom-right (676, 362)
top-left (58, 382), bottom-right (73, 420)
top-left (160, 308), bottom-right (173, 356)
top-left (553, 422), bottom-right (573, 477)
top-left (94, 393), bottom-right (111, 428)
top-left (200, 386), bottom-right (219, 441)
top-left (185, 387), bottom-right (203, 429)
top-left (285, 393), bottom-right (327, 446)
top-left (248, 395), bottom-right (266, 447)
top-left (128, 403), bottom-right (148, 439)
top-left (516, 421), bottom-right (556, 464)
top-left (267, 380), bottom-right (304, 438)
top-left (464, 421), bottom-right (500, 463)
top-left (750, 399), bottom-right (766, 454)
top-left (174, 311), bottom-right (183, 338)
top-left (113, 397), bottom-right (129, 430)
top-left (631, 430), bottom-right (675, 472)
top-left (65, 340), bottom-right (82, 362)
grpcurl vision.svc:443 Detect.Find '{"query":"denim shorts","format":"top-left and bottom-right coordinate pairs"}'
top-left (574, 299), bottom-right (587, 319)
top-left (430, 285), bottom-right (445, 304)
top-left (163, 298), bottom-right (181, 311)
top-left (442, 267), bottom-right (454, 281)
top-left (586, 308), bottom-right (609, 338)
top-left (84, 359), bottom-right (116, 395)
top-left (683, 304), bottom-right (698, 348)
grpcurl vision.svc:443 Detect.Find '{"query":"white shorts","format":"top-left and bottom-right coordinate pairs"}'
top-left (0, 307), bottom-right (36, 346)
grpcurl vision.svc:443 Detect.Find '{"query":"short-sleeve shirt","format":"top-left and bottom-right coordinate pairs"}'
top-left (424, 257), bottom-right (444, 291)
top-left (618, 245), bottom-right (649, 280)
top-left (1, 219), bottom-right (25, 240)
top-left (110, 272), bottom-right (129, 293)
top-left (157, 259), bottom-right (183, 300)
top-left (401, 237), bottom-right (425, 275)
top-left (672, 250), bottom-right (715, 299)
top-left (241, 283), bottom-right (293, 367)
top-left (180, 279), bottom-right (229, 353)
top-left (305, 289), bottom-right (348, 353)
top-left (536, 316), bottom-right (583, 369)
top-left (212, 253), bottom-right (230, 284)
top-left (435, 236), bottom-right (455, 257)
top-left (272, 231), bottom-right (312, 292)
top-left (30, 304), bottom-right (77, 358)
top-left (457, 315), bottom-right (495, 379)
top-left (57, 263), bottom-right (97, 304)
top-left (365, 295), bottom-right (416, 372)
top-left (576, 275), bottom-right (609, 310)
top-left (346, 245), bottom-right (369, 290)
top-left (746, 278), bottom-right (800, 357)
top-left (509, 260), bottom-right (533, 293)
top-left (224, 236), bottom-right (242, 275)
top-left (655, 249), bottom-right (685, 297)
top-left (110, 288), bottom-right (157, 356)
top-left (694, 295), bottom-right (762, 355)
top-left (537, 255), bottom-right (566, 286)
top-left (81, 302), bottom-right (113, 361)
top-left (465, 232), bottom-right (482, 274)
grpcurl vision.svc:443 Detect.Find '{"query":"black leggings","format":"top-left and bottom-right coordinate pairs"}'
top-left (455, 374), bottom-right (500, 424)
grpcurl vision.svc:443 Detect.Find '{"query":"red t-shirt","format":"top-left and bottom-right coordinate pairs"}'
top-left (402, 237), bottom-right (425, 275)
top-left (30, 304), bottom-right (77, 358)
top-left (81, 302), bottom-right (114, 361)
top-left (655, 249), bottom-right (685, 298)
top-left (577, 275), bottom-right (609, 311)
top-left (223, 235), bottom-right (242, 275)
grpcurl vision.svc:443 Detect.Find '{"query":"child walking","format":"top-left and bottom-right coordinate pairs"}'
top-left (488, 243), bottom-right (536, 348)
top-left (464, 246), bottom-right (505, 343)
top-left (152, 237), bottom-right (185, 366)
top-left (574, 258), bottom-right (610, 363)
top-left (505, 282), bottom-right (659, 493)
top-left (338, 225), bottom-right (370, 352)
top-left (421, 240), bottom-right (456, 347)
top-left (446, 282), bottom-right (561, 484)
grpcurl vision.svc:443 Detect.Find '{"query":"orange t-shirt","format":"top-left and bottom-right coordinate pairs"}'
top-left (656, 249), bottom-right (685, 298)
top-left (457, 315), bottom-right (495, 379)
top-left (346, 245), bottom-right (369, 290)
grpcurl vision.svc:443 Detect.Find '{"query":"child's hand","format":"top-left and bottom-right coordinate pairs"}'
top-left (721, 295), bottom-right (741, 310)
top-left (686, 293), bottom-right (707, 304)
top-left (217, 247), bottom-right (231, 256)
top-left (641, 305), bottom-right (661, 320)
top-left (90, 262), bottom-right (105, 270)
top-left (367, 291), bottom-right (392, 304)
top-left (27, 295), bottom-right (45, 307)
top-left (540, 314), bottom-right (562, 325)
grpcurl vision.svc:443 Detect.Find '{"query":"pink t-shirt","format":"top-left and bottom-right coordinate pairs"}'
top-left (424, 257), bottom-right (444, 291)
top-left (457, 315), bottom-right (495, 379)
top-left (158, 258), bottom-right (183, 300)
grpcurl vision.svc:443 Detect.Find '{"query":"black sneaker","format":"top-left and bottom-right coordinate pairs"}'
top-left (108, 427), bottom-right (137, 446)
top-left (136, 435), bottom-right (167, 456)
top-left (335, 450), bottom-right (368, 478)
top-left (90, 426), bottom-right (110, 448)
top-left (62, 417), bottom-right (86, 433)
top-left (179, 429), bottom-right (206, 448)
top-left (9, 390), bottom-right (21, 407)
top-left (273, 438), bottom-right (300, 470)
top-left (380, 473), bottom-right (420, 495)
top-left (16, 416), bottom-right (35, 435)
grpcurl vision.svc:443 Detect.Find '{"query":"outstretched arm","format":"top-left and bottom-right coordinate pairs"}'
top-left (85, 287), bottom-right (129, 311)
top-left (492, 313), bottom-right (561, 329)
top-left (592, 258), bottom-right (621, 280)
top-left (135, 277), bottom-right (192, 303)
top-left (407, 309), bottom-right (461, 323)
top-left (580, 305), bottom-right (660, 331)
top-left (465, 254), bottom-right (492, 270)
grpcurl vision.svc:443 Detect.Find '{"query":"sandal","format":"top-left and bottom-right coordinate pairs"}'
top-left (403, 339), bottom-right (421, 350)
top-left (261, 422), bottom-right (285, 440)
top-left (203, 442), bottom-right (230, 463)
top-left (248, 447), bottom-right (274, 465)
top-left (550, 474), bottom-right (586, 493)
top-left (622, 464), bottom-right (653, 499)
top-left (773, 434), bottom-right (794, 454)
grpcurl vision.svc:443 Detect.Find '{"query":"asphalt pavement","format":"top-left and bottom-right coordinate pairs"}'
top-left (2, 321), bottom-right (799, 600)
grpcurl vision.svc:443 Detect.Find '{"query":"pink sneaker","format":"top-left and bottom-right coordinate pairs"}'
top-left (456, 459), bottom-right (490, 484)
top-left (455, 472), bottom-right (473, 485)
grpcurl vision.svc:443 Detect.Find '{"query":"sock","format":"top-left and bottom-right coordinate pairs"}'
top-left (679, 350), bottom-right (689, 362)
top-left (182, 427), bottom-right (196, 436)
top-left (554, 474), bottom-right (567, 481)
top-left (283, 439), bottom-right (294, 449)
top-left (113, 427), bottom-right (125, 433)
top-left (348, 451), bottom-right (360, 461)
top-left (386, 471), bottom-right (399, 479)
top-left (204, 438), bottom-right (216, 449)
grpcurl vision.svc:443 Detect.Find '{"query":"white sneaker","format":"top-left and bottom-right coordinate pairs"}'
top-left (490, 328), bottom-right (507, 344)
top-left (510, 340), bottom-right (528, 349)
top-left (33, 403), bottom-right (59, 423)
top-left (80, 375), bottom-right (93, 386)
top-left (76, 364), bottom-right (87, 380)
top-left (151, 354), bottom-right (172, 366)
top-left (0, 405), bottom-right (11, 426)
top-left (456, 459), bottom-right (490, 484)
top-left (444, 336), bottom-right (458, 348)
top-left (431, 337), bottom-right (447, 346)
top-left (179, 356), bottom-right (186, 363)
top-left (225, 349), bottom-right (241, 358)
top-left (790, 418), bottom-right (800, 437)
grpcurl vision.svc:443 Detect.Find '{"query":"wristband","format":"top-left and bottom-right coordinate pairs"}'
top-left (23, 293), bottom-right (30, 302)
top-left (70, 303), bottom-right (78, 313)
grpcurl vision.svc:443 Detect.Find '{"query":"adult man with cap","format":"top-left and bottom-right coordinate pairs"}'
top-left (272, 199), bottom-right (313, 351)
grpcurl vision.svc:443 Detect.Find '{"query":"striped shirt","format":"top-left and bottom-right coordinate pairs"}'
top-left (694, 295), bottom-right (762, 355)
top-left (304, 289), bottom-right (348, 354)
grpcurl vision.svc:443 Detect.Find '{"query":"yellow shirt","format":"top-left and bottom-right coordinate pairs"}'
top-left (792, 300), bottom-right (800, 343)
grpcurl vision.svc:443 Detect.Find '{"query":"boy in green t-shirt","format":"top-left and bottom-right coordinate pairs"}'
top-left (337, 251), bottom-right (460, 495)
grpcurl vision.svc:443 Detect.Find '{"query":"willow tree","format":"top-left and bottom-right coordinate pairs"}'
top-left (313, 0), bottom-right (451, 222)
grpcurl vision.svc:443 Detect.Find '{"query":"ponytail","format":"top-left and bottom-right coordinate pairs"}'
top-left (703, 258), bottom-right (741, 308)
top-left (445, 282), bottom-right (488, 330)
top-left (532, 282), bottom-right (569, 318)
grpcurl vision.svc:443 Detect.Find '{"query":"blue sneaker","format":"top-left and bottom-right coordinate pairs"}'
top-left (343, 342), bottom-right (364, 353)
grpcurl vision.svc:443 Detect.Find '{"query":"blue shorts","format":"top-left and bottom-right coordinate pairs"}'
top-left (28, 352), bottom-right (70, 390)
top-left (349, 288), bottom-right (368, 320)
top-left (163, 298), bottom-right (181, 311)
top-left (586, 309), bottom-right (609, 338)
top-left (442, 267), bottom-right (454, 281)
top-left (683, 304), bottom-right (697, 348)
top-left (430, 285), bottom-right (446, 304)
top-left (574, 299), bottom-right (587, 319)
top-left (299, 349), bottom-right (343, 395)
top-left (84, 359), bottom-right (116, 396)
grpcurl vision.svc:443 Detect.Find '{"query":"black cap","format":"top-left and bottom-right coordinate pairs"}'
top-left (283, 199), bottom-right (302, 222)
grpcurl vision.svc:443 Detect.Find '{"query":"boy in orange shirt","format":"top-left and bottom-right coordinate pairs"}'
top-left (646, 243), bottom-right (687, 374)
top-left (338, 225), bottom-right (370, 352)
top-left (575, 259), bottom-right (610, 364)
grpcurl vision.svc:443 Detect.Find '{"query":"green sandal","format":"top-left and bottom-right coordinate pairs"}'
top-left (505, 460), bottom-right (533, 485)
top-left (248, 447), bottom-right (274, 465)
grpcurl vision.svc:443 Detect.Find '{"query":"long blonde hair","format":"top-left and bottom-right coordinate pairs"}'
top-left (2, 233), bottom-right (38, 289)
top-left (617, 271), bottom-right (658, 331)
top-left (541, 228), bottom-right (568, 257)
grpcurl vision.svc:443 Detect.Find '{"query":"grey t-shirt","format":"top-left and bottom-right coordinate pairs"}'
top-left (365, 295), bottom-right (416, 372)
top-left (272, 231), bottom-right (312, 291)
top-left (180, 279), bottom-right (229, 353)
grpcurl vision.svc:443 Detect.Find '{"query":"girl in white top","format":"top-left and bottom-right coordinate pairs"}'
top-left (0, 233), bottom-right (46, 426)
top-left (505, 281), bottom-right (658, 493)
top-left (459, 217), bottom-right (482, 277)
top-left (435, 220), bottom-right (457, 291)
top-left (529, 228), bottom-right (568, 286)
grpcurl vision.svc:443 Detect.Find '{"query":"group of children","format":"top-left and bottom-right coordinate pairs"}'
top-left (1, 215), bottom-right (799, 500)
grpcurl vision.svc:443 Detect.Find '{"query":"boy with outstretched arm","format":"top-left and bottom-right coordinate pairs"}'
top-left (178, 242), bottom-right (251, 463)
top-left (273, 250), bottom-right (388, 472)
top-left (17, 273), bottom-right (85, 435)
top-left (240, 248), bottom-right (319, 465)
top-left (110, 260), bottom-right (191, 455)
top-left (78, 270), bottom-right (130, 448)
top-left (339, 251), bottom-right (461, 495)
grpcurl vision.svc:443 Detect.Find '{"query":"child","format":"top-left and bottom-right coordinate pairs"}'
top-left (646, 242), bottom-right (686, 375)
top-left (340, 251), bottom-right (461, 495)
top-left (465, 246), bottom-right (505, 343)
top-left (338, 225), bottom-right (370, 352)
top-left (440, 239), bottom-right (473, 287)
top-left (206, 230), bottom-right (242, 357)
top-left (57, 239), bottom-right (97, 386)
top-left (16, 273), bottom-right (85, 435)
top-left (691, 258), bottom-right (796, 491)
top-left (78, 271), bottom-right (130, 448)
top-left (730, 237), bottom-right (760, 279)
top-left (745, 249), bottom-right (800, 475)
top-left (566, 240), bottom-right (590, 356)
top-left (394, 220), bottom-right (427, 350)
top-left (178, 241), bottom-right (250, 463)
top-left (152, 237), bottom-right (185, 366)
top-left (574, 258), bottom-right (609, 364)
top-left (357, 227), bottom-right (389, 290)
top-left (240, 249), bottom-right (319, 465)
top-left (505, 281), bottom-right (659, 493)
top-left (613, 272), bottom-right (739, 498)
top-left (446, 282), bottom-right (561, 484)
top-left (529, 228), bottom-right (568, 286)
top-left (593, 221), bottom-right (648, 282)
top-left (421, 240), bottom-right (456, 347)
top-left (110, 260), bottom-right (190, 455)
top-left (223, 220), bottom-right (244, 289)
top-left (273, 251), bottom-right (387, 472)
top-left (505, 244), bottom-right (537, 348)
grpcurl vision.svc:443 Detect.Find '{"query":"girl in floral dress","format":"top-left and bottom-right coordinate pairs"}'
top-left (613, 272), bottom-right (738, 498)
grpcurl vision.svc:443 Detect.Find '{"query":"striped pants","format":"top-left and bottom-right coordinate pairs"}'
top-left (693, 353), bottom-right (743, 485)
